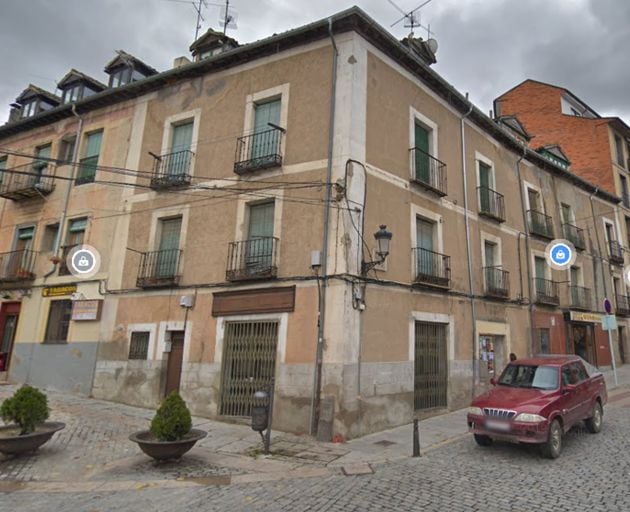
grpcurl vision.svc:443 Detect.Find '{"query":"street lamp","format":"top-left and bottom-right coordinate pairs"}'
top-left (361, 225), bottom-right (393, 275)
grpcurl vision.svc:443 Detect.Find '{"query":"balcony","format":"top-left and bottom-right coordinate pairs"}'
top-left (616, 295), bottom-right (630, 317)
top-left (527, 210), bottom-right (554, 239)
top-left (150, 150), bottom-right (193, 190)
top-left (562, 223), bottom-right (585, 251)
top-left (569, 285), bottom-right (591, 311)
top-left (226, 237), bottom-right (278, 281)
top-left (234, 127), bottom-right (283, 175)
top-left (534, 278), bottom-right (560, 306)
top-left (58, 245), bottom-right (78, 276)
top-left (409, 147), bottom-right (447, 196)
top-left (0, 250), bottom-right (37, 284)
top-left (484, 266), bottom-right (510, 299)
top-left (413, 247), bottom-right (451, 288)
top-left (608, 240), bottom-right (624, 265)
top-left (75, 156), bottom-right (98, 185)
top-left (0, 161), bottom-right (55, 200)
top-left (136, 249), bottom-right (182, 288)
top-left (477, 187), bottom-right (505, 222)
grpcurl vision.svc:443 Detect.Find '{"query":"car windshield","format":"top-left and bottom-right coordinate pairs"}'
top-left (498, 364), bottom-right (559, 390)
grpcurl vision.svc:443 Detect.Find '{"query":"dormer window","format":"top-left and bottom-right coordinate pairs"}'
top-left (189, 28), bottom-right (238, 62)
top-left (58, 70), bottom-right (106, 104)
top-left (12, 85), bottom-right (60, 121)
top-left (104, 51), bottom-right (158, 89)
top-left (21, 100), bottom-right (37, 118)
top-left (63, 84), bottom-right (81, 104)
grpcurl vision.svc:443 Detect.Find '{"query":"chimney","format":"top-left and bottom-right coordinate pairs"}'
top-left (173, 56), bottom-right (192, 69)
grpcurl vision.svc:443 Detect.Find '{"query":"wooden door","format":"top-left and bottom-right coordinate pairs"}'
top-left (0, 303), bottom-right (20, 372)
top-left (164, 331), bottom-right (185, 396)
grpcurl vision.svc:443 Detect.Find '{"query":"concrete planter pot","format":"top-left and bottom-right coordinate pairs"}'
top-left (0, 422), bottom-right (65, 456)
top-left (129, 429), bottom-right (206, 461)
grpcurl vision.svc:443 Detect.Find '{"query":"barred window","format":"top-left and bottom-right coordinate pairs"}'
top-left (128, 331), bottom-right (150, 360)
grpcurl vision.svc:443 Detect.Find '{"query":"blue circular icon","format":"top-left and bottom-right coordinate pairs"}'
top-left (545, 239), bottom-right (576, 270)
top-left (550, 243), bottom-right (571, 265)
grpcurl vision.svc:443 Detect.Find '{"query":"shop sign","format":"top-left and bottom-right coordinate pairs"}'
top-left (602, 315), bottom-right (618, 331)
top-left (42, 285), bottom-right (77, 298)
top-left (569, 312), bottom-right (602, 323)
top-left (71, 300), bottom-right (103, 321)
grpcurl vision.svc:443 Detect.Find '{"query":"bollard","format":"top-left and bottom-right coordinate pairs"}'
top-left (412, 418), bottom-right (421, 457)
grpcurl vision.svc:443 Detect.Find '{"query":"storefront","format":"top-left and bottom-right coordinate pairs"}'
top-left (564, 311), bottom-right (608, 367)
top-left (0, 302), bottom-right (21, 373)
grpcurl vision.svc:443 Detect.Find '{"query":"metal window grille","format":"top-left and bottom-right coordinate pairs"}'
top-left (219, 321), bottom-right (278, 417)
top-left (414, 322), bottom-right (448, 410)
top-left (128, 332), bottom-right (150, 360)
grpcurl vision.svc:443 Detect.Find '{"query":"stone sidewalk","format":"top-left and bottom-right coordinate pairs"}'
top-left (1, 362), bottom-right (629, 491)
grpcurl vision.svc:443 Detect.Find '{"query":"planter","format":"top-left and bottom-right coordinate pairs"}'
top-left (0, 422), bottom-right (65, 456)
top-left (129, 429), bottom-right (206, 461)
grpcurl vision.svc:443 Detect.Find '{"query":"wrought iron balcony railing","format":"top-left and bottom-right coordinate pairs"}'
top-left (569, 285), bottom-right (591, 311)
top-left (226, 237), bottom-right (278, 281)
top-left (484, 266), bottom-right (509, 298)
top-left (136, 249), bottom-right (182, 288)
top-left (616, 294), bottom-right (630, 316)
top-left (534, 277), bottom-right (560, 306)
top-left (234, 127), bottom-right (283, 175)
top-left (409, 147), bottom-right (447, 196)
top-left (608, 240), bottom-right (624, 264)
top-left (75, 155), bottom-right (99, 185)
top-left (562, 223), bottom-right (585, 251)
top-left (150, 150), bottom-right (193, 189)
top-left (527, 210), bottom-right (554, 239)
top-left (477, 186), bottom-right (505, 222)
top-left (413, 247), bottom-right (451, 288)
top-left (0, 249), bottom-right (37, 283)
top-left (0, 161), bottom-right (55, 200)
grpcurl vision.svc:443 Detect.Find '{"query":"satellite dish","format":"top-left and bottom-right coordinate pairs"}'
top-left (220, 7), bottom-right (238, 29)
top-left (427, 38), bottom-right (438, 54)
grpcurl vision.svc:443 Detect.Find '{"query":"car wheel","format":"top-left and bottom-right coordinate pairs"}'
top-left (585, 401), bottom-right (603, 434)
top-left (474, 434), bottom-right (493, 447)
top-left (541, 419), bottom-right (562, 459)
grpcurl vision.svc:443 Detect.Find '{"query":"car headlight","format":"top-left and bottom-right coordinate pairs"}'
top-left (468, 406), bottom-right (483, 416)
top-left (514, 413), bottom-right (546, 423)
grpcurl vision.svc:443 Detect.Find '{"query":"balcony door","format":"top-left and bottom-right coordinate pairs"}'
top-left (246, 202), bottom-right (274, 276)
top-left (416, 218), bottom-right (436, 278)
top-left (478, 162), bottom-right (493, 212)
top-left (535, 256), bottom-right (547, 296)
top-left (252, 99), bottom-right (281, 161)
top-left (570, 266), bottom-right (580, 306)
top-left (168, 121), bottom-right (193, 177)
top-left (9, 227), bottom-right (35, 277)
top-left (414, 122), bottom-right (430, 183)
top-left (157, 217), bottom-right (182, 278)
top-left (33, 145), bottom-right (51, 184)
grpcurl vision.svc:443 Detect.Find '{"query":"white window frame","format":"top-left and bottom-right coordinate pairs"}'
top-left (523, 180), bottom-right (543, 213)
top-left (475, 151), bottom-right (496, 189)
top-left (480, 231), bottom-right (502, 268)
top-left (408, 311), bottom-right (454, 363)
top-left (127, 323), bottom-right (158, 361)
top-left (567, 265), bottom-right (584, 287)
top-left (531, 249), bottom-right (551, 281)
top-left (410, 203), bottom-right (443, 279)
top-left (159, 109), bottom-right (201, 178)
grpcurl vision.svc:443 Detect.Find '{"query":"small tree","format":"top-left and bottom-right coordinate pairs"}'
top-left (1, 386), bottom-right (49, 435)
top-left (150, 392), bottom-right (192, 441)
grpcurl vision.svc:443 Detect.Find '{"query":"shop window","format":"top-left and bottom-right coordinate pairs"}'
top-left (44, 300), bottom-right (73, 344)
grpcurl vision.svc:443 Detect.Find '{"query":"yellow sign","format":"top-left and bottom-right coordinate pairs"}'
top-left (71, 300), bottom-right (103, 321)
top-left (42, 285), bottom-right (77, 298)
top-left (569, 311), bottom-right (602, 323)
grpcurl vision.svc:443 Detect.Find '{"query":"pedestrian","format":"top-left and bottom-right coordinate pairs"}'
top-left (509, 353), bottom-right (517, 362)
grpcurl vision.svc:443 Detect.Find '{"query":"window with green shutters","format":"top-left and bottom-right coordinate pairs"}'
top-left (251, 99), bottom-right (281, 160)
top-left (246, 202), bottom-right (275, 275)
top-left (414, 122), bottom-right (430, 183)
top-left (77, 131), bottom-right (102, 184)
top-left (168, 122), bottom-right (193, 176)
top-left (0, 157), bottom-right (6, 186)
top-left (157, 217), bottom-right (182, 277)
top-left (478, 161), bottom-right (493, 212)
top-left (33, 145), bottom-right (51, 183)
top-left (535, 256), bottom-right (546, 295)
top-left (415, 217), bottom-right (435, 276)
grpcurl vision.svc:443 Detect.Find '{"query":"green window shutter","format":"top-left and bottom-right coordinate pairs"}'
top-left (86, 132), bottom-right (102, 158)
top-left (69, 218), bottom-right (88, 232)
top-left (171, 122), bottom-right (193, 153)
top-left (484, 241), bottom-right (495, 267)
top-left (414, 123), bottom-right (430, 182)
top-left (18, 227), bottom-right (35, 240)
top-left (561, 204), bottom-right (572, 224)
top-left (254, 99), bottom-right (281, 133)
top-left (0, 158), bottom-right (6, 185)
top-left (248, 202), bottom-right (275, 239)
top-left (158, 217), bottom-right (182, 277)
top-left (479, 162), bottom-right (491, 188)
top-left (33, 145), bottom-right (51, 177)
top-left (416, 218), bottom-right (434, 251)
top-left (534, 257), bottom-right (545, 279)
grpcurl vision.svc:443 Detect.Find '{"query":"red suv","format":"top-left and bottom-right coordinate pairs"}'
top-left (467, 355), bottom-right (607, 458)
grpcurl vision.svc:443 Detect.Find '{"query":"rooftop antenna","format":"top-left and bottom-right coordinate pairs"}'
top-left (388, 0), bottom-right (435, 38)
top-left (219, 0), bottom-right (238, 35)
top-left (193, 0), bottom-right (209, 41)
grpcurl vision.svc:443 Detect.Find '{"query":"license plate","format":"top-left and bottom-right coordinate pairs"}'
top-left (485, 420), bottom-right (511, 432)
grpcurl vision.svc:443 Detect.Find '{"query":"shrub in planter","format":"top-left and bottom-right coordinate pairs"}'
top-left (1, 385), bottom-right (49, 435)
top-left (150, 391), bottom-right (192, 442)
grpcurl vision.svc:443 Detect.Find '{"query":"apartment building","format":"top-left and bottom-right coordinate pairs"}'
top-left (0, 8), bottom-right (625, 438)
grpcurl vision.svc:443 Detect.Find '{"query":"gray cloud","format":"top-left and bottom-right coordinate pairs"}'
top-left (0, 0), bottom-right (628, 126)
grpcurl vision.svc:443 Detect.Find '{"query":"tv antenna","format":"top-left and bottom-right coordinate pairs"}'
top-left (192, 0), bottom-right (209, 41)
top-left (387, 0), bottom-right (435, 39)
top-left (188, 1), bottom-right (237, 40)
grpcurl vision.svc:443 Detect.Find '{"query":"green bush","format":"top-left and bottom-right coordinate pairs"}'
top-left (1, 385), bottom-right (49, 435)
top-left (150, 392), bottom-right (192, 441)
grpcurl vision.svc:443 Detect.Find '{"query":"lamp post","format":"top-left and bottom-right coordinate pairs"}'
top-left (361, 225), bottom-right (393, 276)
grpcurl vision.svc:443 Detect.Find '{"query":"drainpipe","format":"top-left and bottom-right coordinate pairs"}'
top-left (459, 100), bottom-right (475, 399)
top-left (589, 188), bottom-right (609, 300)
top-left (310, 17), bottom-right (338, 435)
top-left (44, 104), bottom-right (84, 277)
top-left (515, 144), bottom-right (534, 355)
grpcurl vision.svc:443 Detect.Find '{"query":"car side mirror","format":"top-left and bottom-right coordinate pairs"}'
top-left (490, 377), bottom-right (497, 386)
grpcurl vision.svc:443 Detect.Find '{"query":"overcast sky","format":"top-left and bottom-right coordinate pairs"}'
top-left (1, 0), bottom-right (629, 125)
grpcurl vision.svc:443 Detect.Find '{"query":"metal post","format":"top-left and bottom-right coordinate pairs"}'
top-left (412, 418), bottom-right (421, 457)
top-left (607, 328), bottom-right (619, 387)
top-left (264, 377), bottom-right (275, 454)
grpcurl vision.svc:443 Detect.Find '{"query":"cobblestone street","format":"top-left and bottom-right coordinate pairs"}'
top-left (1, 383), bottom-right (630, 511)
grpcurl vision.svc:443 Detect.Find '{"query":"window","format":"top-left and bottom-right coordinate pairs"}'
top-left (244, 202), bottom-right (275, 275)
top-left (570, 107), bottom-right (582, 117)
top-left (62, 84), bottom-right (82, 104)
top-left (33, 145), bottom-right (51, 181)
top-left (560, 203), bottom-right (573, 224)
top-left (15, 226), bottom-right (35, 251)
top-left (538, 328), bottom-right (550, 354)
top-left (109, 68), bottom-right (131, 88)
top-left (626, 216), bottom-right (630, 246)
top-left (0, 157), bottom-right (6, 186)
top-left (66, 217), bottom-right (87, 247)
top-left (484, 240), bottom-right (497, 267)
top-left (527, 188), bottom-right (542, 212)
top-left (615, 134), bottom-right (625, 167)
top-left (251, 98), bottom-right (281, 160)
top-left (58, 136), bottom-right (76, 164)
top-left (534, 255), bottom-right (547, 296)
top-left (41, 224), bottom-right (59, 252)
top-left (605, 222), bottom-right (617, 243)
top-left (21, 100), bottom-right (37, 118)
top-left (157, 217), bottom-right (182, 277)
top-left (44, 300), bottom-right (73, 343)
top-left (128, 331), bottom-right (150, 360)
top-left (621, 175), bottom-right (630, 208)
top-left (613, 276), bottom-right (622, 298)
top-left (167, 121), bottom-right (193, 176)
top-left (77, 131), bottom-right (102, 185)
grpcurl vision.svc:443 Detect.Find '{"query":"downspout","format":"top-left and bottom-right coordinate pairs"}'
top-left (44, 104), bottom-right (84, 277)
top-left (310, 17), bottom-right (338, 435)
top-left (515, 144), bottom-right (534, 355)
top-left (459, 100), bottom-right (475, 399)
top-left (589, 188), bottom-right (609, 300)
